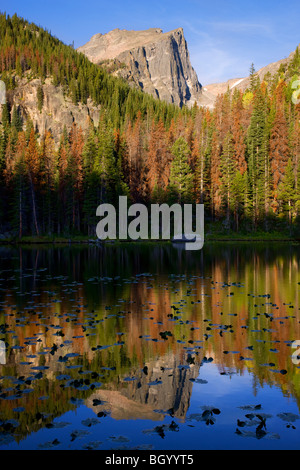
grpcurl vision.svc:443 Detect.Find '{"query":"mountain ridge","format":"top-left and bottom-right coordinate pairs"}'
top-left (78, 27), bottom-right (299, 109)
top-left (204, 45), bottom-right (300, 99)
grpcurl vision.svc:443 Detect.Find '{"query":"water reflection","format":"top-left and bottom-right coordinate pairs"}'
top-left (0, 242), bottom-right (299, 449)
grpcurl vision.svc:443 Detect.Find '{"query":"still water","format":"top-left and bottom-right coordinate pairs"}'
top-left (0, 241), bottom-right (299, 450)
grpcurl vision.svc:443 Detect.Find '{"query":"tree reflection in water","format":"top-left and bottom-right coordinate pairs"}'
top-left (0, 242), bottom-right (299, 449)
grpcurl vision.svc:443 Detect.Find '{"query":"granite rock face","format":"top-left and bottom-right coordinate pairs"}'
top-left (78, 27), bottom-right (203, 107)
top-left (2, 76), bottom-right (100, 145)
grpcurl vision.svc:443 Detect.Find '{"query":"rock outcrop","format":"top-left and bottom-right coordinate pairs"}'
top-left (78, 27), bottom-right (203, 108)
top-left (2, 76), bottom-right (101, 145)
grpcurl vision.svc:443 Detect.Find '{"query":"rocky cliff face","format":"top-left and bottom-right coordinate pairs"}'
top-left (2, 76), bottom-right (101, 145)
top-left (77, 27), bottom-right (203, 108)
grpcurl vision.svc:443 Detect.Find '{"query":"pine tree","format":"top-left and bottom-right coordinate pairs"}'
top-left (168, 137), bottom-right (193, 204)
top-left (249, 63), bottom-right (258, 91)
top-left (37, 85), bottom-right (44, 112)
top-left (269, 97), bottom-right (290, 203)
top-left (67, 123), bottom-right (84, 232)
top-left (220, 131), bottom-right (236, 225)
top-left (247, 86), bottom-right (269, 227)
top-left (277, 158), bottom-right (296, 225)
top-left (230, 170), bottom-right (247, 231)
top-left (232, 91), bottom-right (247, 174)
top-left (11, 105), bottom-right (23, 131)
top-left (145, 118), bottom-right (169, 199)
top-left (95, 116), bottom-right (118, 204)
top-left (209, 127), bottom-right (222, 219)
top-left (192, 135), bottom-right (208, 204)
top-left (1, 103), bottom-right (10, 129)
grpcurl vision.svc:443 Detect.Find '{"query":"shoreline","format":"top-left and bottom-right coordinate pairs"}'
top-left (0, 235), bottom-right (299, 245)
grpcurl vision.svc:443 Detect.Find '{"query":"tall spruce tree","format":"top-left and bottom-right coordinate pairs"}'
top-left (247, 85), bottom-right (269, 228)
top-left (168, 137), bottom-right (193, 204)
top-left (277, 158), bottom-right (296, 225)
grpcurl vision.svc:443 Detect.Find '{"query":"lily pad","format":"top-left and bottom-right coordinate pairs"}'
top-left (277, 412), bottom-right (299, 423)
top-left (81, 418), bottom-right (100, 427)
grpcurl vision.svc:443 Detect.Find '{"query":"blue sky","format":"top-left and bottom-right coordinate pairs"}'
top-left (1, 0), bottom-right (299, 85)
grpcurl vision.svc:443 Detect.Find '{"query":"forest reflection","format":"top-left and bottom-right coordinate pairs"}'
top-left (0, 242), bottom-right (299, 443)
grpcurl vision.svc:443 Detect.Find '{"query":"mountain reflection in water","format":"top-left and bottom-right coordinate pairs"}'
top-left (0, 242), bottom-right (299, 450)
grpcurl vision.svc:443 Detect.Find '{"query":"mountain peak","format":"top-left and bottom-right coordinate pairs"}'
top-left (77, 27), bottom-right (202, 107)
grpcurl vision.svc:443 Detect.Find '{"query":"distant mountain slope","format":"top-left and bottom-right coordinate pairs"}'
top-left (205, 45), bottom-right (300, 100)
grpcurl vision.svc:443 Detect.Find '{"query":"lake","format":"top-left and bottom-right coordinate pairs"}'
top-left (0, 241), bottom-right (299, 450)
